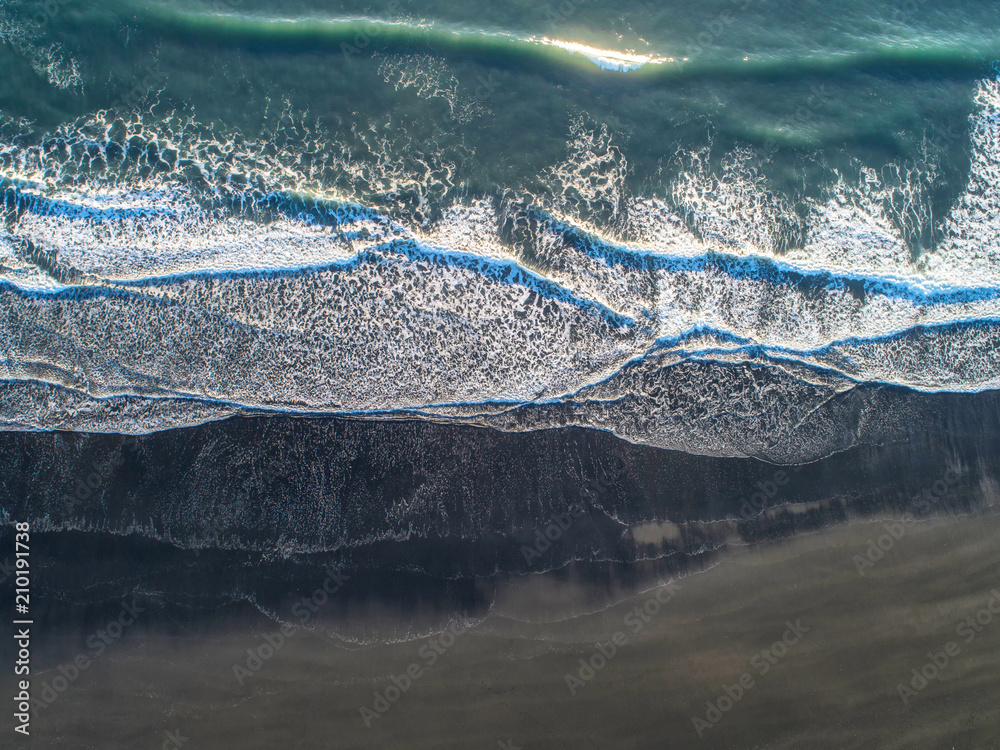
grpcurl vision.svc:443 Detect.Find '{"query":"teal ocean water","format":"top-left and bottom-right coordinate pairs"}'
top-left (1, 0), bottom-right (999, 460)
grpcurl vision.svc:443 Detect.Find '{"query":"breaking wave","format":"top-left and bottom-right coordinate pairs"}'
top-left (1, 70), bottom-right (999, 461)
top-left (132, 3), bottom-right (1000, 75)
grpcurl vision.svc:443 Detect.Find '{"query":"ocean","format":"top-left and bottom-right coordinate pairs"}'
top-left (1, 0), bottom-right (1000, 747)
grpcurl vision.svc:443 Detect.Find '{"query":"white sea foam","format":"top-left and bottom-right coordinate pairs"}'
top-left (2, 70), bottom-right (999, 460)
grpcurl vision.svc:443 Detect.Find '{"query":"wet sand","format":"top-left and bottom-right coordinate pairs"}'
top-left (6, 510), bottom-right (1000, 750)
